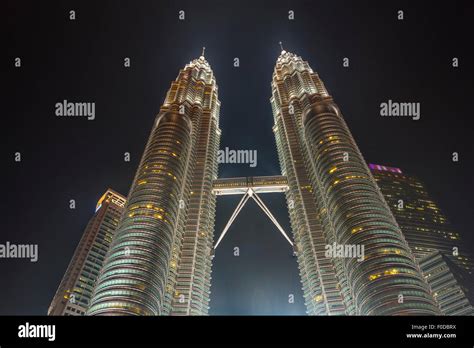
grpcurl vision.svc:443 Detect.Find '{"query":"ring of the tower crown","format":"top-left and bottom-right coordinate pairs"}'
top-left (155, 110), bottom-right (193, 132)
top-left (302, 101), bottom-right (340, 127)
top-left (87, 112), bottom-right (192, 316)
top-left (302, 107), bottom-right (438, 315)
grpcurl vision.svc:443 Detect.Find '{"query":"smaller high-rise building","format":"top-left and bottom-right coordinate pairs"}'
top-left (370, 164), bottom-right (474, 315)
top-left (369, 163), bottom-right (473, 273)
top-left (48, 189), bottom-right (126, 316)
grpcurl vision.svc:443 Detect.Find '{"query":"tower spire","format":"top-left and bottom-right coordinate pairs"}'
top-left (279, 41), bottom-right (287, 54)
top-left (201, 46), bottom-right (206, 58)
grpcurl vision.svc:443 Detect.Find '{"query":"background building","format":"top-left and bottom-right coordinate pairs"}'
top-left (48, 189), bottom-right (126, 316)
top-left (370, 163), bottom-right (473, 273)
top-left (370, 163), bottom-right (474, 315)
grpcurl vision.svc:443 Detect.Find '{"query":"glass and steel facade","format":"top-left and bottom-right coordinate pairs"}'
top-left (370, 164), bottom-right (474, 315)
top-left (271, 49), bottom-right (439, 315)
top-left (419, 251), bottom-right (474, 315)
top-left (48, 189), bottom-right (126, 316)
top-left (87, 54), bottom-right (220, 316)
top-left (370, 164), bottom-right (473, 273)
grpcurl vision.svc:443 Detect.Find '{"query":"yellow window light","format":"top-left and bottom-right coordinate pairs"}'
top-left (369, 273), bottom-right (381, 281)
top-left (385, 268), bottom-right (399, 276)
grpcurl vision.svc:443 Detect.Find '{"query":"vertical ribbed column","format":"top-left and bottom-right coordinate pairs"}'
top-left (88, 112), bottom-right (192, 315)
top-left (302, 97), bottom-right (439, 315)
top-left (171, 109), bottom-right (219, 315)
top-left (171, 79), bottom-right (220, 315)
top-left (271, 50), bottom-right (346, 315)
top-left (274, 109), bottom-right (345, 315)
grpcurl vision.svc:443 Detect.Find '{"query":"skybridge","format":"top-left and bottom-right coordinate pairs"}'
top-left (212, 175), bottom-right (289, 195)
top-left (211, 175), bottom-right (295, 254)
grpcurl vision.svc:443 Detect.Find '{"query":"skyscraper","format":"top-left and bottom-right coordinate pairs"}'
top-left (48, 189), bottom-right (126, 316)
top-left (82, 49), bottom-right (446, 317)
top-left (271, 48), bottom-right (439, 315)
top-left (369, 163), bottom-right (473, 273)
top-left (370, 164), bottom-right (474, 315)
top-left (87, 51), bottom-right (220, 316)
top-left (419, 251), bottom-right (474, 315)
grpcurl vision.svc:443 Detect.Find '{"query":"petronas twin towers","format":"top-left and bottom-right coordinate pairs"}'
top-left (86, 47), bottom-right (440, 316)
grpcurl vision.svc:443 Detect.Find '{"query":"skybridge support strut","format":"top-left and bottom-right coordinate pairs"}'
top-left (213, 189), bottom-right (294, 254)
top-left (250, 191), bottom-right (294, 247)
top-left (214, 190), bottom-right (251, 250)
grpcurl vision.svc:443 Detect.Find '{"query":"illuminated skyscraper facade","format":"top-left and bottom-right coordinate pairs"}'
top-left (48, 189), bottom-right (126, 316)
top-left (370, 164), bottom-right (474, 315)
top-left (419, 251), bottom-right (474, 315)
top-left (369, 163), bottom-right (473, 273)
top-left (271, 49), bottom-right (439, 315)
top-left (77, 49), bottom-right (454, 316)
top-left (88, 53), bottom-right (220, 316)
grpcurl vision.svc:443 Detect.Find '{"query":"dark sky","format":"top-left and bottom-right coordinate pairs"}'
top-left (2, 0), bottom-right (473, 315)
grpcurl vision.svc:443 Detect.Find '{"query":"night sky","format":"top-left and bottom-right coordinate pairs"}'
top-left (3, 0), bottom-right (473, 315)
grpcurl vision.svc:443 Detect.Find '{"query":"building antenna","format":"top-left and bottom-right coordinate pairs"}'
top-left (279, 41), bottom-right (284, 51)
top-left (201, 46), bottom-right (206, 57)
